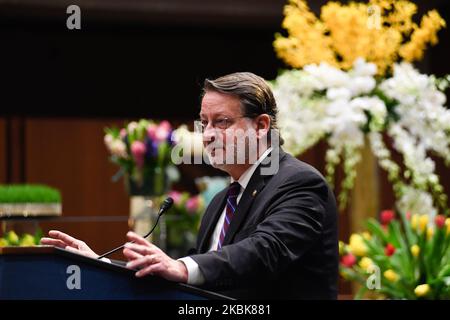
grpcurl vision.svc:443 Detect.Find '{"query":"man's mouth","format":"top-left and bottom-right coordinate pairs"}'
top-left (208, 147), bottom-right (222, 157)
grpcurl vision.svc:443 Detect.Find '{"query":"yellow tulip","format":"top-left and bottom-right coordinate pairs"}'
top-left (349, 234), bottom-right (360, 243)
top-left (411, 214), bottom-right (419, 230)
top-left (362, 232), bottom-right (371, 240)
top-left (427, 227), bottom-right (434, 240)
top-left (418, 215), bottom-right (429, 233)
top-left (411, 245), bottom-right (420, 257)
top-left (384, 269), bottom-right (399, 282)
top-left (348, 234), bottom-right (367, 256)
top-left (446, 218), bottom-right (450, 236)
top-left (414, 284), bottom-right (430, 297)
top-left (359, 257), bottom-right (373, 271)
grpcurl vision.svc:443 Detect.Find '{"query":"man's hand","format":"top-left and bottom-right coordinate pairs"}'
top-left (40, 230), bottom-right (98, 259)
top-left (123, 231), bottom-right (188, 283)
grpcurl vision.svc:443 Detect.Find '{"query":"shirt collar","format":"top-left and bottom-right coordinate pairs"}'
top-left (231, 147), bottom-right (273, 190)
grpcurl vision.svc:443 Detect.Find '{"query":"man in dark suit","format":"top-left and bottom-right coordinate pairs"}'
top-left (42, 72), bottom-right (338, 299)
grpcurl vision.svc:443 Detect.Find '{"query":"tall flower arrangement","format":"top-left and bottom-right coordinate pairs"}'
top-left (271, 0), bottom-right (449, 214)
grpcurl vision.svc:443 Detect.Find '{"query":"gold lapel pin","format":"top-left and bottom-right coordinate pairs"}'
top-left (252, 190), bottom-right (257, 197)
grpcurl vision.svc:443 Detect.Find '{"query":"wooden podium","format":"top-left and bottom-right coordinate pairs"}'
top-left (0, 246), bottom-right (231, 300)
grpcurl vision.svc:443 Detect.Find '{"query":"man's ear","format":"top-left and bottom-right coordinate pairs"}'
top-left (256, 114), bottom-right (270, 138)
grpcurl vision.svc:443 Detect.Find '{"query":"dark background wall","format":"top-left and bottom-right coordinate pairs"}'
top-left (0, 0), bottom-right (289, 260)
top-left (1, 0), bottom-right (449, 296)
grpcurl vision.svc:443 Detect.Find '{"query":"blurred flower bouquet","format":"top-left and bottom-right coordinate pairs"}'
top-left (340, 210), bottom-right (450, 299)
top-left (163, 191), bottom-right (205, 257)
top-left (271, 0), bottom-right (449, 212)
top-left (104, 119), bottom-right (180, 196)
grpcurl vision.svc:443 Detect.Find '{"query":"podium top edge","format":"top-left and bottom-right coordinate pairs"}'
top-left (0, 245), bottom-right (56, 255)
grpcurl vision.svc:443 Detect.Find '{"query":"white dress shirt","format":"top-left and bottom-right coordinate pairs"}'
top-left (179, 147), bottom-right (273, 285)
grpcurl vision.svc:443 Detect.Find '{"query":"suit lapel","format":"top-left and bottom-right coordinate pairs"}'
top-left (222, 148), bottom-right (287, 246)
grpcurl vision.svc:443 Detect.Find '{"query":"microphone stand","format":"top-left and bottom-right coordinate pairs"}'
top-left (97, 197), bottom-right (173, 260)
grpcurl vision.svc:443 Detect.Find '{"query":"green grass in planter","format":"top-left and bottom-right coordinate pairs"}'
top-left (0, 184), bottom-right (61, 203)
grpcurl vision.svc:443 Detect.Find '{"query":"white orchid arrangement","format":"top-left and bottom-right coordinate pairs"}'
top-left (271, 58), bottom-right (450, 213)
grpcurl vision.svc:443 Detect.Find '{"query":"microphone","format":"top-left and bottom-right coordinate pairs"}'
top-left (97, 197), bottom-right (174, 260)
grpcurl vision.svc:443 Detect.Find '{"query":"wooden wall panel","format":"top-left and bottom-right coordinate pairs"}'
top-left (25, 118), bottom-right (130, 258)
top-left (0, 118), bottom-right (5, 183)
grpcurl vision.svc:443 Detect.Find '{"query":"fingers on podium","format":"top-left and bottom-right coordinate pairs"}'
top-left (48, 230), bottom-right (80, 247)
top-left (40, 237), bottom-right (67, 248)
top-left (123, 247), bottom-right (143, 260)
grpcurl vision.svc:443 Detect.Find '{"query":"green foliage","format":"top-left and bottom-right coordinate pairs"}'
top-left (0, 185), bottom-right (61, 203)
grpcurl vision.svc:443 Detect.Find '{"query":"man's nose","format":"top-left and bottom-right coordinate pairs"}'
top-left (202, 125), bottom-right (216, 145)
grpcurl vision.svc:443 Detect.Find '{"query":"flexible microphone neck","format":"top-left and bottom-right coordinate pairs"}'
top-left (97, 197), bottom-right (173, 260)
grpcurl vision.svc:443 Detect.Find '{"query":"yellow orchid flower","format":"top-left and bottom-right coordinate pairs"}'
top-left (274, 0), bottom-right (445, 75)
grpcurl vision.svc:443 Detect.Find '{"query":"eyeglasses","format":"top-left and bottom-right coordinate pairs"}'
top-left (196, 116), bottom-right (249, 131)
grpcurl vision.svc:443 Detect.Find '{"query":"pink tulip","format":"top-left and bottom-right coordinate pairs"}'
top-left (147, 124), bottom-right (157, 141)
top-left (159, 120), bottom-right (171, 131)
top-left (168, 191), bottom-right (182, 205)
top-left (131, 141), bottom-right (146, 168)
top-left (120, 128), bottom-right (127, 139)
top-left (155, 121), bottom-right (172, 142)
top-left (186, 196), bottom-right (200, 214)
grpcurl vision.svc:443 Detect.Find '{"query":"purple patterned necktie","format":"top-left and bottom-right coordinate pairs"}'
top-left (217, 182), bottom-right (241, 250)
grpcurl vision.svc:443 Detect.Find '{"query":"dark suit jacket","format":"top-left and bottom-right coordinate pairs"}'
top-left (189, 148), bottom-right (338, 299)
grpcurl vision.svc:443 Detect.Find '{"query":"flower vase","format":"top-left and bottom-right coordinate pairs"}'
top-left (129, 195), bottom-right (167, 251)
top-left (349, 136), bottom-right (380, 231)
top-left (126, 170), bottom-right (169, 250)
top-left (126, 167), bottom-right (168, 197)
